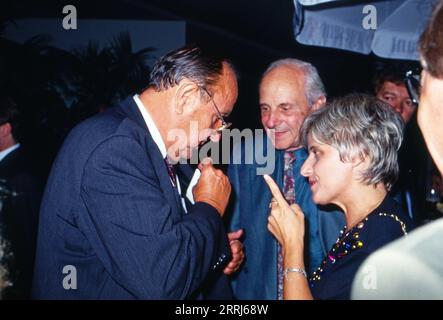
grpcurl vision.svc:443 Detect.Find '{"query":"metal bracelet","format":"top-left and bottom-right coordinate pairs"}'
top-left (284, 267), bottom-right (307, 279)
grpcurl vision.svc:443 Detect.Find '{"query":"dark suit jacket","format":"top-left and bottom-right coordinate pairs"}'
top-left (0, 146), bottom-right (42, 299)
top-left (32, 96), bottom-right (231, 299)
top-left (390, 118), bottom-right (428, 222)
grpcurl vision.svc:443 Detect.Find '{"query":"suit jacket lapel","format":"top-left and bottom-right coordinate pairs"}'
top-left (148, 143), bottom-right (183, 213)
top-left (117, 96), bottom-right (183, 215)
top-left (0, 147), bottom-right (21, 177)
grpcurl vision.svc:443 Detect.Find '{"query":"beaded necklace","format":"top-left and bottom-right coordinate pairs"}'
top-left (310, 212), bottom-right (408, 283)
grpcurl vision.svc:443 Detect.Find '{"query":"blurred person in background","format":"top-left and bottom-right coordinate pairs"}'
top-left (0, 97), bottom-right (42, 299)
top-left (352, 0), bottom-right (443, 299)
top-left (374, 64), bottom-right (429, 223)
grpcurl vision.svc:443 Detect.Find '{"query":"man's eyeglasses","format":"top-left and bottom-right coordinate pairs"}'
top-left (200, 86), bottom-right (232, 133)
top-left (404, 69), bottom-right (421, 106)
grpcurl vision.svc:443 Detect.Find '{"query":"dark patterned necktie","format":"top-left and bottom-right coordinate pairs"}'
top-left (277, 151), bottom-right (296, 300)
top-left (164, 157), bottom-right (177, 188)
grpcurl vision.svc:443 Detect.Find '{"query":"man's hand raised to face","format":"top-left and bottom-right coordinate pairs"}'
top-left (193, 158), bottom-right (231, 216)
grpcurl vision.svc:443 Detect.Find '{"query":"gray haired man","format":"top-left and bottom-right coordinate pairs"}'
top-left (227, 58), bottom-right (344, 300)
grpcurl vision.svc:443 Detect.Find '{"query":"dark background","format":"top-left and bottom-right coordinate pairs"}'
top-left (1, 0), bottom-right (419, 179)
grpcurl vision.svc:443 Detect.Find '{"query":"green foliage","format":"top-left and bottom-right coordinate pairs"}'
top-left (1, 27), bottom-right (155, 124)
